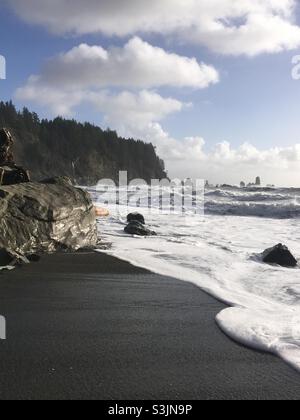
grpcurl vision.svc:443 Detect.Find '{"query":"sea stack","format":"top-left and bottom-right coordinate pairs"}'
top-left (255, 176), bottom-right (261, 186)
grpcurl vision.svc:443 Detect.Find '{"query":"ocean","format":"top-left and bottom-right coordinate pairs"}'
top-left (89, 185), bottom-right (300, 372)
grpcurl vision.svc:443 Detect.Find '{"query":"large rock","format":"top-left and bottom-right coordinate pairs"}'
top-left (262, 244), bottom-right (297, 268)
top-left (0, 177), bottom-right (97, 262)
top-left (124, 221), bottom-right (156, 237)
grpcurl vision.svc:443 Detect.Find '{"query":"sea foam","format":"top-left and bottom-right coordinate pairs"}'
top-left (92, 186), bottom-right (300, 372)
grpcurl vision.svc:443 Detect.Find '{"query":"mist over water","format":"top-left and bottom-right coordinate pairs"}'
top-left (90, 185), bottom-right (300, 372)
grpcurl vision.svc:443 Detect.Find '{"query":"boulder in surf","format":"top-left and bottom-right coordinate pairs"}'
top-left (124, 221), bottom-right (156, 237)
top-left (262, 243), bottom-right (297, 268)
top-left (127, 212), bottom-right (145, 225)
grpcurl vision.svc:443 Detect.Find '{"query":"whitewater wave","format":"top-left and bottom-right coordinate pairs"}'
top-left (90, 184), bottom-right (300, 219)
top-left (205, 200), bottom-right (300, 219)
top-left (205, 189), bottom-right (293, 202)
top-left (204, 186), bottom-right (300, 218)
top-left (90, 183), bottom-right (300, 373)
top-left (95, 209), bottom-right (300, 373)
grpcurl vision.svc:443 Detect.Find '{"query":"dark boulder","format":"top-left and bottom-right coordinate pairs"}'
top-left (0, 177), bottom-right (97, 265)
top-left (262, 244), bottom-right (297, 268)
top-left (127, 212), bottom-right (145, 225)
top-left (0, 165), bottom-right (30, 186)
top-left (124, 221), bottom-right (156, 237)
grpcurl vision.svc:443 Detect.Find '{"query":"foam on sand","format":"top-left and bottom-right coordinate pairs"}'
top-left (93, 186), bottom-right (300, 372)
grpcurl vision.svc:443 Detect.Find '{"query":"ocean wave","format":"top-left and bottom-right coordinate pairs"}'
top-left (205, 200), bottom-right (300, 219)
top-left (97, 210), bottom-right (300, 373)
top-left (87, 185), bottom-right (300, 219)
top-left (205, 189), bottom-right (295, 202)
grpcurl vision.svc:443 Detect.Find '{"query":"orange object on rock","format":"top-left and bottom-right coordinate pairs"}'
top-left (95, 207), bottom-right (110, 217)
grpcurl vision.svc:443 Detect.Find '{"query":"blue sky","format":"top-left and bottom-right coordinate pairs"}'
top-left (1, 0), bottom-right (300, 185)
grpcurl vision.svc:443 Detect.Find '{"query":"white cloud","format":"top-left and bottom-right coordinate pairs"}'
top-left (89, 90), bottom-right (186, 129)
top-left (111, 120), bottom-right (300, 187)
top-left (15, 37), bottom-right (216, 118)
top-left (173, 141), bottom-right (300, 186)
top-left (8, 0), bottom-right (300, 56)
top-left (12, 12), bottom-right (300, 186)
top-left (15, 76), bottom-right (84, 116)
top-left (15, 71), bottom-right (300, 186)
top-left (16, 37), bottom-right (219, 91)
top-left (166, 140), bottom-right (300, 186)
top-left (15, 81), bottom-right (186, 121)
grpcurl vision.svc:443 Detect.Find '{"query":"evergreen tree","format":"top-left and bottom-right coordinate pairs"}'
top-left (0, 101), bottom-right (167, 185)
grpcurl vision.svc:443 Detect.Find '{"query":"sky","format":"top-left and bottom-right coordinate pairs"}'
top-left (1, 1), bottom-right (300, 186)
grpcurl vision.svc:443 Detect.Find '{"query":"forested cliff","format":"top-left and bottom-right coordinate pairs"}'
top-left (0, 101), bottom-right (167, 185)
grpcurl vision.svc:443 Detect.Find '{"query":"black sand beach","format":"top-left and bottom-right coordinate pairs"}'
top-left (0, 251), bottom-right (299, 400)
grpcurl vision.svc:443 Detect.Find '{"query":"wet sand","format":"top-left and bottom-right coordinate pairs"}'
top-left (0, 251), bottom-right (299, 400)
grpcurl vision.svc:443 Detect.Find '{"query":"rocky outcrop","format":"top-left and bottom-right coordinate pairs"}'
top-left (127, 212), bottom-right (145, 225)
top-left (0, 128), bottom-right (14, 165)
top-left (0, 128), bottom-right (30, 185)
top-left (262, 244), bottom-right (297, 268)
top-left (0, 103), bottom-right (168, 185)
top-left (124, 220), bottom-right (157, 237)
top-left (0, 177), bottom-right (97, 264)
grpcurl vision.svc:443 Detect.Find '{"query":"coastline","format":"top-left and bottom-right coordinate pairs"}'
top-left (0, 251), bottom-right (299, 400)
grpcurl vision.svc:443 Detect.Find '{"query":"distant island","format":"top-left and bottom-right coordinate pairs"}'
top-left (206, 176), bottom-right (276, 189)
top-left (241, 176), bottom-right (262, 188)
top-left (0, 101), bottom-right (167, 185)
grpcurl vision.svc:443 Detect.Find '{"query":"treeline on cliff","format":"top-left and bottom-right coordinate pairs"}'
top-left (0, 101), bottom-right (167, 184)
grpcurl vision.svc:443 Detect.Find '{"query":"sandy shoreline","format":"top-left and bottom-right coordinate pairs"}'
top-left (0, 251), bottom-right (299, 400)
